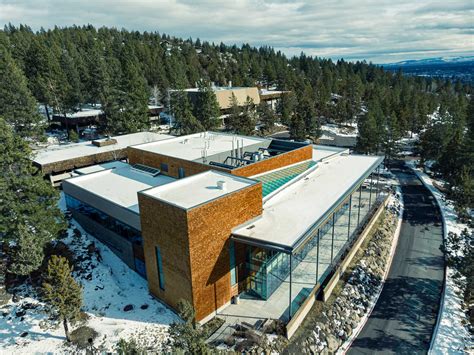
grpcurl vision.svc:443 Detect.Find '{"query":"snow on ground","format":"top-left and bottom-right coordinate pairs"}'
top-left (406, 160), bottom-right (473, 354)
top-left (0, 194), bottom-right (178, 354)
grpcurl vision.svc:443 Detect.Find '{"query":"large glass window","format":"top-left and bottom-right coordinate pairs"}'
top-left (65, 194), bottom-right (142, 244)
top-left (245, 246), bottom-right (290, 299)
top-left (230, 240), bottom-right (237, 285)
top-left (155, 247), bottom-right (165, 290)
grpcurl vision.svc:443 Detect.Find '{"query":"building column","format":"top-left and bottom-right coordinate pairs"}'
top-left (357, 185), bottom-right (362, 227)
top-left (376, 165), bottom-right (381, 198)
top-left (316, 229), bottom-right (320, 284)
top-left (289, 253), bottom-right (293, 320)
top-left (331, 214), bottom-right (335, 263)
top-left (368, 174), bottom-right (374, 211)
top-left (347, 195), bottom-right (352, 240)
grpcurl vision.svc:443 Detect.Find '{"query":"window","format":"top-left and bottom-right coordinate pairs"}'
top-left (178, 167), bottom-right (185, 179)
top-left (229, 240), bottom-right (237, 285)
top-left (65, 194), bottom-right (142, 243)
top-left (155, 247), bottom-right (165, 290)
top-left (160, 163), bottom-right (168, 173)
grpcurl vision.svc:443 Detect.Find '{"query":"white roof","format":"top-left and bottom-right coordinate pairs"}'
top-left (312, 145), bottom-right (347, 162)
top-left (63, 108), bottom-right (103, 118)
top-left (179, 86), bottom-right (255, 93)
top-left (74, 161), bottom-right (129, 175)
top-left (133, 132), bottom-right (266, 162)
top-left (141, 170), bottom-right (258, 209)
top-left (65, 165), bottom-right (175, 212)
top-left (233, 154), bottom-right (383, 250)
top-left (34, 132), bottom-right (173, 166)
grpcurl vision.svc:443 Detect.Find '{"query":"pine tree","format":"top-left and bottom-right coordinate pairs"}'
top-left (235, 96), bottom-right (257, 135)
top-left (258, 102), bottom-right (277, 133)
top-left (171, 90), bottom-right (203, 135)
top-left (357, 111), bottom-right (379, 154)
top-left (225, 93), bottom-right (240, 131)
top-left (0, 41), bottom-right (44, 138)
top-left (289, 114), bottom-right (306, 141)
top-left (0, 117), bottom-right (66, 276)
top-left (7, 224), bottom-right (44, 276)
top-left (168, 299), bottom-right (209, 354)
top-left (24, 39), bottom-right (65, 121)
top-left (194, 81), bottom-right (220, 130)
top-left (42, 255), bottom-right (83, 342)
top-left (278, 92), bottom-right (296, 126)
top-left (104, 57), bottom-right (150, 134)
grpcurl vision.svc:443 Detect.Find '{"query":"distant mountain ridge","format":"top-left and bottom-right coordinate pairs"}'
top-left (383, 56), bottom-right (474, 67)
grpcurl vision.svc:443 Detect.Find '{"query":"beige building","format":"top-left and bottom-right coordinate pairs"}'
top-left (182, 86), bottom-right (261, 111)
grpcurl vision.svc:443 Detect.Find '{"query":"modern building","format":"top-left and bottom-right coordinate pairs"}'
top-left (33, 132), bottom-right (173, 185)
top-left (181, 86), bottom-right (261, 112)
top-left (51, 105), bottom-right (165, 132)
top-left (61, 131), bottom-right (386, 335)
top-left (259, 88), bottom-right (290, 111)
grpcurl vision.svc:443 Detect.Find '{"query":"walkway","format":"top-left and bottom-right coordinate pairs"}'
top-left (348, 161), bottom-right (445, 354)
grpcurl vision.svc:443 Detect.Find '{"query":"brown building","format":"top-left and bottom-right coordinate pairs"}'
top-left (62, 131), bottom-right (386, 333)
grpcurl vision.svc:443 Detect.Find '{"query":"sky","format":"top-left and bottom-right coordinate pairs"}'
top-left (0, 0), bottom-right (473, 63)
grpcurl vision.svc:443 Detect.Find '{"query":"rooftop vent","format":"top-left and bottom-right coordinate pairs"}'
top-left (217, 180), bottom-right (227, 191)
top-left (92, 138), bottom-right (117, 147)
top-left (131, 164), bottom-right (161, 177)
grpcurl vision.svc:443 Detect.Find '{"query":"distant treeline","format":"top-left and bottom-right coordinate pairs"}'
top-left (0, 24), bottom-right (472, 212)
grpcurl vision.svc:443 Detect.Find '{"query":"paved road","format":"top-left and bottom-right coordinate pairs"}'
top-left (348, 160), bottom-right (445, 355)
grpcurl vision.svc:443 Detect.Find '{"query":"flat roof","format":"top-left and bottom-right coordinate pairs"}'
top-left (180, 86), bottom-right (256, 93)
top-left (34, 132), bottom-right (173, 166)
top-left (132, 132), bottom-right (267, 162)
top-left (65, 164), bottom-right (175, 212)
top-left (233, 154), bottom-right (383, 251)
top-left (141, 170), bottom-right (258, 210)
top-left (312, 145), bottom-right (347, 162)
top-left (74, 161), bottom-right (129, 175)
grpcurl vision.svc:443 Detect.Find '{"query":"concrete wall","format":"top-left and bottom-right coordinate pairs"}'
top-left (138, 181), bottom-right (263, 321)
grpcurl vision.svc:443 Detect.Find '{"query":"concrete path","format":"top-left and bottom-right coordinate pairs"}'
top-left (347, 161), bottom-right (445, 354)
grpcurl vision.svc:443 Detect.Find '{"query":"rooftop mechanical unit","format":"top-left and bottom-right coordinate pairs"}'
top-left (131, 163), bottom-right (161, 177)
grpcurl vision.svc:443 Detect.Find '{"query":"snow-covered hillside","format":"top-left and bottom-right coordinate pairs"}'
top-left (0, 194), bottom-right (178, 354)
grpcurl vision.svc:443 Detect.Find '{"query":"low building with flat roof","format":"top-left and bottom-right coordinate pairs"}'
top-left (33, 132), bottom-right (173, 185)
top-left (180, 86), bottom-right (261, 111)
top-left (62, 130), bottom-right (387, 334)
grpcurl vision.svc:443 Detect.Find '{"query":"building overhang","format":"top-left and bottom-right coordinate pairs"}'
top-left (232, 154), bottom-right (384, 253)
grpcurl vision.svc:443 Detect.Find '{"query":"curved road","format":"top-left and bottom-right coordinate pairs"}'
top-left (348, 160), bottom-right (445, 354)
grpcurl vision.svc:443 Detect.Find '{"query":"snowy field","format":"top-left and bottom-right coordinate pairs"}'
top-left (0, 194), bottom-right (178, 354)
top-left (407, 160), bottom-right (473, 354)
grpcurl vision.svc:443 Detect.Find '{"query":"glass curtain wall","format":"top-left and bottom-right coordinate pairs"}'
top-left (239, 164), bottom-right (386, 320)
top-left (65, 194), bottom-right (146, 278)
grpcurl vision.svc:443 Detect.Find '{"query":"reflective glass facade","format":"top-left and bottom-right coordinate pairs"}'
top-left (238, 164), bottom-right (386, 321)
top-left (65, 194), bottom-right (146, 278)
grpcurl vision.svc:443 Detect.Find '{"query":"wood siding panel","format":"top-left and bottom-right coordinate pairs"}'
top-left (138, 194), bottom-right (194, 312)
top-left (231, 145), bottom-right (313, 177)
top-left (186, 183), bottom-right (262, 321)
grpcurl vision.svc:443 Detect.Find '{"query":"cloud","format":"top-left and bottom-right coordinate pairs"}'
top-left (0, 0), bottom-right (472, 63)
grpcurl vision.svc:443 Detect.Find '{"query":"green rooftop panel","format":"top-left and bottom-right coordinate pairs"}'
top-left (255, 160), bottom-right (316, 197)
